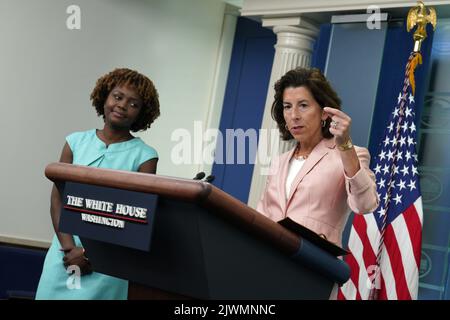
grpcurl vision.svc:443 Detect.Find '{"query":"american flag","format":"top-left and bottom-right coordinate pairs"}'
top-left (338, 52), bottom-right (424, 300)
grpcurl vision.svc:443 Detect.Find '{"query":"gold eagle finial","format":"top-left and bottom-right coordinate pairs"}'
top-left (407, 1), bottom-right (437, 52)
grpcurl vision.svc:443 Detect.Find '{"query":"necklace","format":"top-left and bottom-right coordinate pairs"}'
top-left (294, 145), bottom-right (309, 160)
top-left (295, 154), bottom-right (308, 160)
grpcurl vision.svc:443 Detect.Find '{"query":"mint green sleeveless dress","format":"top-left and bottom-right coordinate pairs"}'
top-left (35, 129), bottom-right (158, 300)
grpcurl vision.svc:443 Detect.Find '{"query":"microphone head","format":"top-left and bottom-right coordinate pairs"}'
top-left (204, 175), bottom-right (215, 183)
top-left (193, 172), bottom-right (206, 180)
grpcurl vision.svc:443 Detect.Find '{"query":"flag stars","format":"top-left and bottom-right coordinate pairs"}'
top-left (392, 107), bottom-right (399, 118)
top-left (408, 179), bottom-right (416, 191)
top-left (405, 107), bottom-right (412, 118)
top-left (392, 164), bottom-right (398, 175)
top-left (405, 150), bottom-right (412, 162)
top-left (393, 193), bottom-right (403, 204)
top-left (401, 165), bottom-right (409, 176)
top-left (371, 88), bottom-right (419, 222)
top-left (401, 121), bottom-right (409, 132)
top-left (393, 164), bottom-right (399, 175)
top-left (397, 179), bottom-right (406, 191)
top-left (388, 122), bottom-right (394, 132)
top-left (374, 164), bottom-right (382, 175)
top-left (387, 150), bottom-right (395, 161)
top-left (397, 92), bottom-right (403, 104)
top-left (391, 136), bottom-right (398, 146)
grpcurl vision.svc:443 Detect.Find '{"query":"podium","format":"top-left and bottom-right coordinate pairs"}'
top-left (45, 163), bottom-right (350, 299)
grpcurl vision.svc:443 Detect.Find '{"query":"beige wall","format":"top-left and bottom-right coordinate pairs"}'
top-left (0, 0), bottom-right (236, 245)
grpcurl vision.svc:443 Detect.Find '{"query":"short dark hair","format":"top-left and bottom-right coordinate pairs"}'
top-left (90, 68), bottom-right (160, 132)
top-left (271, 67), bottom-right (342, 140)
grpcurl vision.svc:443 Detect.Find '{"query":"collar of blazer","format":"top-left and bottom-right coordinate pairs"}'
top-left (280, 138), bottom-right (336, 210)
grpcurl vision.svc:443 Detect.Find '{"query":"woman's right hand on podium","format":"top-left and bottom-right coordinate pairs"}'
top-left (62, 247), bottom-right (93, 275)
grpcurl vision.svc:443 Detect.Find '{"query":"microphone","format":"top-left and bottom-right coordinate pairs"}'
top-left (193, 172), bottom-right (206, 180)
top-left (204, 175), bottom-right (215, 183)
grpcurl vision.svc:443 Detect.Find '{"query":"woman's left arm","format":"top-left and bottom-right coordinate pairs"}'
top-left (343, 147), bottom-right (379, 213)
top-left (324, 107), bottom-right (379, 213)
top-left (138, 158), bottom-right (158, 174)
top-left (338, 146), bottom-right (361, 178)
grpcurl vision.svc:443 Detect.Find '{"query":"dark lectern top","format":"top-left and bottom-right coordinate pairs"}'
top-left (46, 162), bottom-right (300, 255)
top-left (46, 162), bottom-right (351, 288)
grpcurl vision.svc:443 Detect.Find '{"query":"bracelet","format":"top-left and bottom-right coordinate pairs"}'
top-left (338, 137), bottom-right (354, 151)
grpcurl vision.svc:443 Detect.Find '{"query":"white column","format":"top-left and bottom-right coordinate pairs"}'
top-left (247, 17), bottom-right (319, 208)
top-left (197, 4), bottom-right (239, 176)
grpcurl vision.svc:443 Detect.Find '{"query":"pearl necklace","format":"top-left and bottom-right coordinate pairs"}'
top-left (294, 145), bottom-right (309, 160)
top-left (295, 154), bottom-right (308, 160)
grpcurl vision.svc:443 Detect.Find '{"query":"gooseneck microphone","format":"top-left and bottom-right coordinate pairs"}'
top-left (193, 172), bottom-right (206, 180)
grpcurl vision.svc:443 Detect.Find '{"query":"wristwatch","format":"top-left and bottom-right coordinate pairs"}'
top-left (338, 137), bottom-right (354, 151)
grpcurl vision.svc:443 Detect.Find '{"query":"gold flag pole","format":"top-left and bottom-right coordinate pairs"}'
top-left (407, 1), bottom-right (437, 53)
top-left (405, 1), bottom-right (437, 95)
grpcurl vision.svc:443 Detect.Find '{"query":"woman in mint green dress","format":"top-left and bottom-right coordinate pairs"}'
top-left (36, 68), bottom-right (160, 300)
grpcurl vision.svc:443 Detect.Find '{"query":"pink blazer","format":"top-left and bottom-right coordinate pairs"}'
top-left (256, 138), bottom-right (379, 246)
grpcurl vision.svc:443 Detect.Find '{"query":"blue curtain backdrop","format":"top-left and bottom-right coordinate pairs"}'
top-left (211, 17), bottom-right (275, 203)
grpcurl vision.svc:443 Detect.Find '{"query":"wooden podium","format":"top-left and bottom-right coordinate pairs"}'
top-left (45, 163), bottom-right (350, 300)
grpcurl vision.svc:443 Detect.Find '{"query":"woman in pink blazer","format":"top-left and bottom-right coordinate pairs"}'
top-left (257, 68), bottom-right (379, 247)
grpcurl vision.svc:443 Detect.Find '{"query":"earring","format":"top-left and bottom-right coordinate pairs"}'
top-left (321, 120), bottom-right (326, 127)
top-left (285, 124), bottom-right (289, 130)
